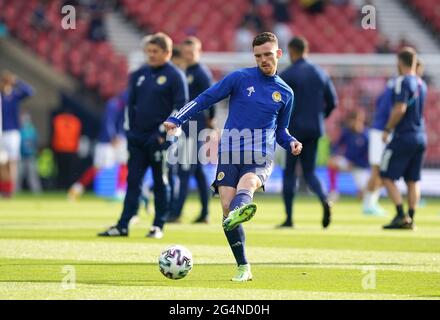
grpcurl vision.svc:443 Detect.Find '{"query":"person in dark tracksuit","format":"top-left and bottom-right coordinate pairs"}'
top-left (168, 37), bottom-right (215, 224)
top-left (279, 37), bottom-right (338, 228)
top-left (98, 33), bottom-right (188, 239)
top-left (381, 47), bottom-right (427, 230)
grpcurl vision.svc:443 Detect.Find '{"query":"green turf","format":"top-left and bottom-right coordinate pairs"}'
top-left (0, 193), bottom-right (439, 299)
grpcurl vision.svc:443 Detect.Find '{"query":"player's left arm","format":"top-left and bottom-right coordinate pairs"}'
top-left (383, 78), bottom-right (410, 142)
top-left (275, 94), bottom-right (302, 155)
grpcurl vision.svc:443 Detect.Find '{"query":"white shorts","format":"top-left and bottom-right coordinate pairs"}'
top-left (352, 168), bottom-right (369, 191)
top-left (0, 130), bottom-right (21, 163)
top-left (114, 137), bottom-right (128, 164)
top-left (333, 155), bottom-right (352, 171)
top-left (93, 143), bottom-right (116, 169)
top-left (368, 128), bottom-right (386, 166)
top-left (93, 138), bottom-right (128, 169)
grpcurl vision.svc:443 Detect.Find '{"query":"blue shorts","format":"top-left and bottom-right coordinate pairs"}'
top-left (211, 152), bottom-right (274, 194)
top-left (380, 134), bottom-right (426, 182)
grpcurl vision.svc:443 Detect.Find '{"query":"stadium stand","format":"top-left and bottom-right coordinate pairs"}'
top-left (119, 0), bottom-right (379, 53)
top-left (406, 0), bottom-right (440, 38)
top-left (1, 0), bottom-right (438, 166)
top-left (0, 0), bottom-right (128, 99)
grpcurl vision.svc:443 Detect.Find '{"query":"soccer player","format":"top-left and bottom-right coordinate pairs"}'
top-left (363, 59), bottom-right (425, 216)
top-left (98, 33), bottom-right (188, 239)
top-left (68, 90), bottom-right (128, 200)
top-left (328, 111), bottom-right (369, 199)
top-left (363, 79), bottom-right (395, 216)
top-left (381, 47), bottom-right (427, 230)
top-left (168, 36), bottom-right (216, 224)
top-left (164, 32), bottom-right (302, 281)
top-left (0, 71), bottom-right (34, 197)
top-left (279, 37), bottom-right (337, 228)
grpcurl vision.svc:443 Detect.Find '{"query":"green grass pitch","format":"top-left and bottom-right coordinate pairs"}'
top-left (0, 193), bottom-right (439, 300)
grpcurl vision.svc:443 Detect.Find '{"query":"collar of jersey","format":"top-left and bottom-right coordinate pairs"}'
top-left (256, 66), bottom-right (278, 81)
top-left (150, 62), bottom-right (170, 72)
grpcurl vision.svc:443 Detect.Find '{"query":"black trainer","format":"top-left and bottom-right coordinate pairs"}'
top-left (322, 201), bottom-right (332, 229)
top-left (277, 220), bottom-right (294, 228)
top-left (97, 225), bottom-right (128, 237)
top-left (383, 215), bottom-right (412, 230)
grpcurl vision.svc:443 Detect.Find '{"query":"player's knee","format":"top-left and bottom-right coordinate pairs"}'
top-left (238, 174), bottom-right (259, 191)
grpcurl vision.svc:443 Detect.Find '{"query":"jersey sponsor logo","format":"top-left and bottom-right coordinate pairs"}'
top-left (136, 75), bottom-right (145, 87)
top-left (217, 171), bottom-right (225, 181)
top-left (246, 86), bottom-right (255, 97)
top-left (157, 75), bottom-right (167, 85)
top-left (187, 74), bottom-right (194, 85)
top-left (272, 91), bottom-right (281, 102)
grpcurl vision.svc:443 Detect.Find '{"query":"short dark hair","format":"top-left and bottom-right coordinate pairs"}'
top-left (252, 32), bottom-right (278, 48)
top-left (147, 32), bottom-right (173, 52)
top-left (288, 37), bottom-right (309, 54)
top-left (398, 47), bottom-right (417, 68)
top-left (172, 47), bottom-right (182, 59)
top-left (182, 36), bottom-right (202, 50)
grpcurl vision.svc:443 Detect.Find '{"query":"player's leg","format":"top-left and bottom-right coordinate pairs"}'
top-left (148, 148), bottom-right (171, 238)
top-left (327, 155), bottom-right (351, 201)
top-left (0, 162), bottom-right (9, 197)
top-left (169, 163), bottom-right (192, 222)
top-left (213, 159), bottom-right (251, 281)
top-left (403, 142), bottom-right (426, 228)
top-left (219, 185), bottom-right (252, 281)
top-left (193, 162), bottom-right (209, 223)
top-left (380, 142), bottom-right (412, 229)
top-left (281, 150), bottom-right (297, 227)
top-left (27, 157), bottom-right (41, 193)
top-left (222, 172), bottom-right (260, 231)
top-left (2, 130), bottom-right (21, 196)
top-left (406, 181), bottom-right (419, 227)
top-left (98, 143), bottom-right (149, 236)
top-left (301, 138), bottom-right (332, 228)
top-left (363, 165), bottom-right (386, 215)
top-left (363, 129), bottom-right (387, 215)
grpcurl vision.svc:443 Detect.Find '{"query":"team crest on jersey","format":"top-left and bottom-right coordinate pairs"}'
top-left (272, 91), bottom-right (281, 102)
top-left (157, 75), bottom-right (167, 85)
top-left (217, 172), bottom-right (225, 181)
top-left (247, 86), bottom-right (255, 97)
top-left (187, 74), bottom-right (194, 84)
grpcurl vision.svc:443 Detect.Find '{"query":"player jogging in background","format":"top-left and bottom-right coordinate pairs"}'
top-left (381, 47), bottom-right (427, 230)
top-left (68, 90), bottom-right (128, 201)
top-left (98, 32), bottom-right (189, 239)
top-left (167, 36), bottom-right (216, 224)
top-left (363, 59), bottom-right (425, 216)
top-left (279, 37), bottom-right (337, 228)
top-left (164, 32), bottom-right (302, 282)
top-left (363, 76), bottom-right (394, 216)
top-left (0, 71), bottom-right (34, 198)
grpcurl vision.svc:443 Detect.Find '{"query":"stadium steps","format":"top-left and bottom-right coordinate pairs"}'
top-left (372, 0), bottom-right (440, 53)
top-left (105, 11), bottom-right (145, 71)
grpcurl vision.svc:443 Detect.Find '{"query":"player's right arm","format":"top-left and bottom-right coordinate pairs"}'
top-left (14, 79), bottom-right (35, 100)
top-left (382, 77), bottom-right (410, 142)
top-left (164, 71), bottom-right (242, 133)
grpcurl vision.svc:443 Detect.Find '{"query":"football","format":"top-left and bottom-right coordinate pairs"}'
top-left (159, 245), bottom-right (193, 280)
